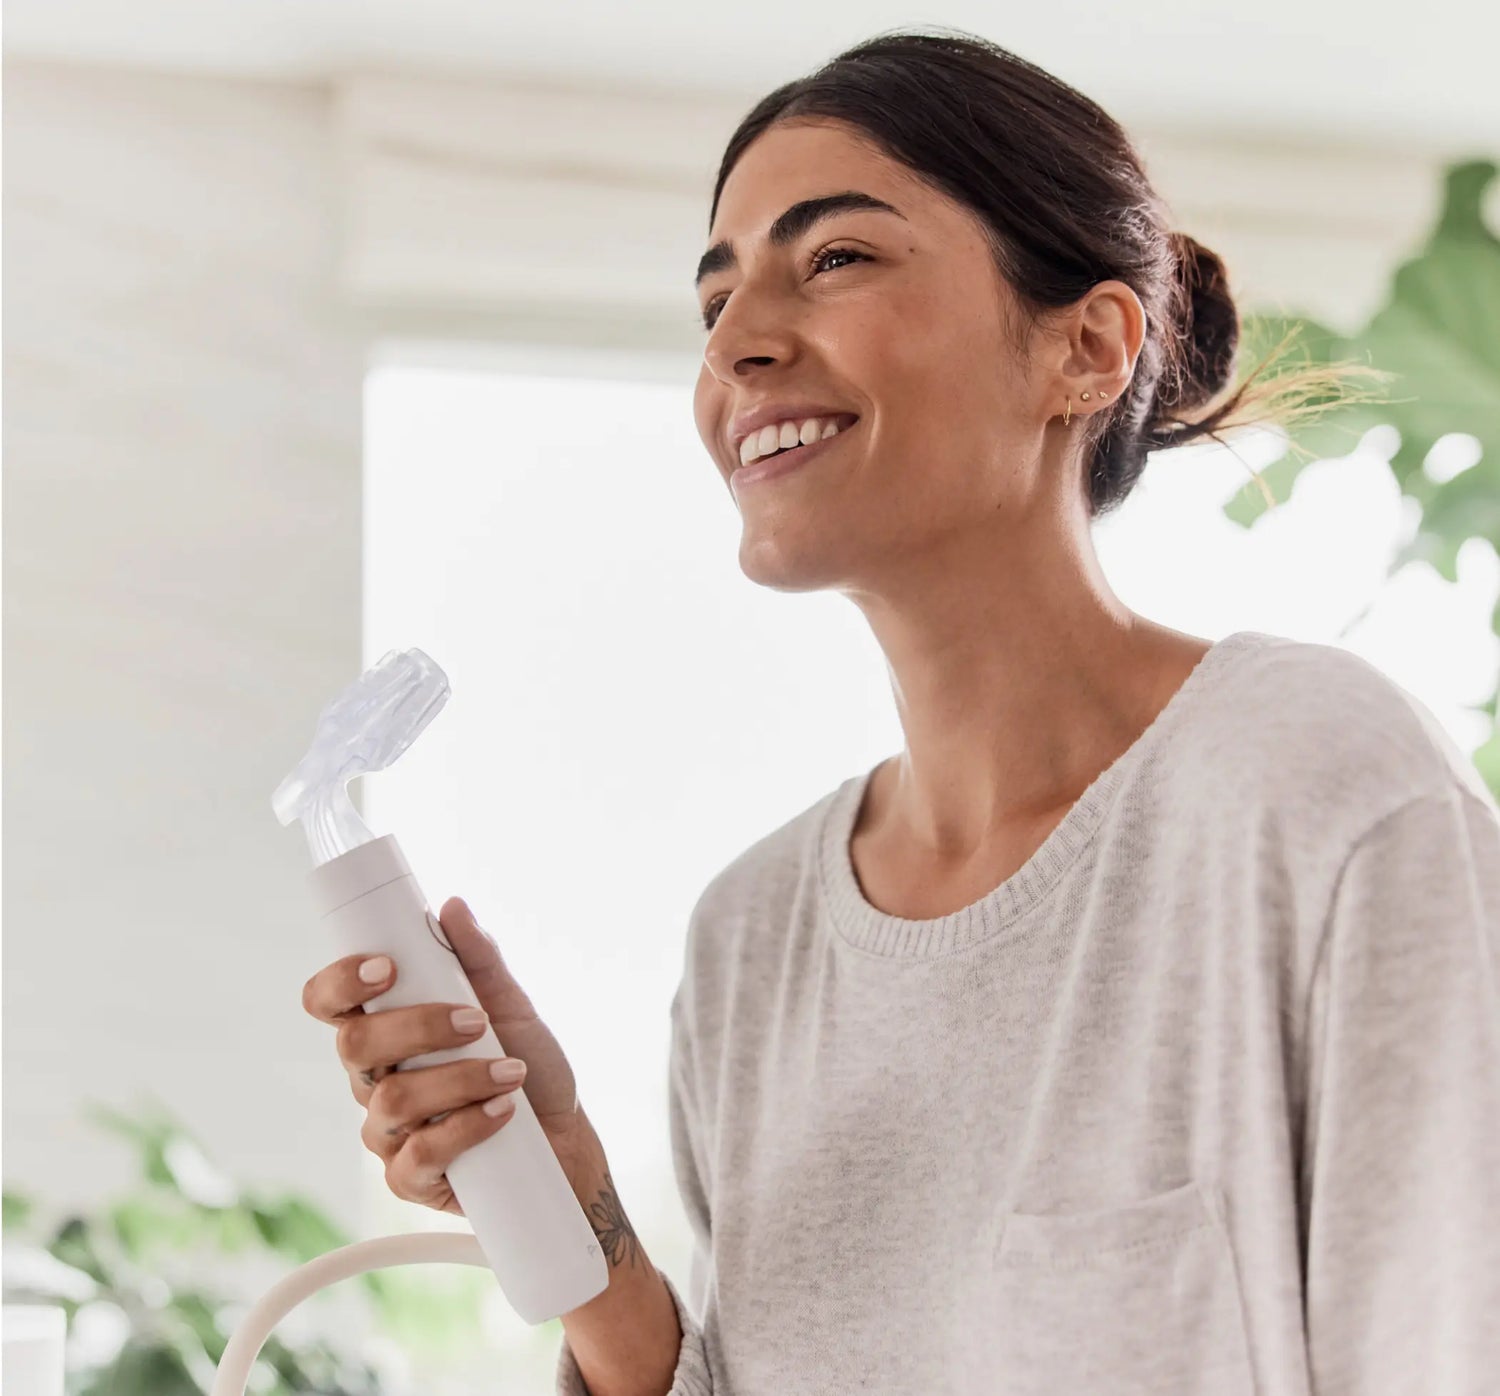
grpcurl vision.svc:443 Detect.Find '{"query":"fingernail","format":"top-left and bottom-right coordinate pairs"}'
top-left (359, 956), bottom-right (392, 984)
top-left (483, 1092), bottom-right (517, 1117)
top-left (451, 1007), bottom-right (487, 1033)
top-left (489, 1058), bottom-right (526, 1084)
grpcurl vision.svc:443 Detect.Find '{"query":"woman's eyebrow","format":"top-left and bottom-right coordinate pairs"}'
top-left (695, 191), bottom-right (905, 288)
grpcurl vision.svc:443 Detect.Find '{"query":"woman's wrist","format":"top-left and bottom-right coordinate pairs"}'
top-left (552, 1115), bottom-right (683, 1396)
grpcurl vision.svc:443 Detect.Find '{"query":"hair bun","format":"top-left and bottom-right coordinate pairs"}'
top-left (1157, 231), bottom-right (1239, 415)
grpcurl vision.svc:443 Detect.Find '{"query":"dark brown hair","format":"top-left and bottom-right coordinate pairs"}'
top-left (709, 27), bottom-right (1383, 518)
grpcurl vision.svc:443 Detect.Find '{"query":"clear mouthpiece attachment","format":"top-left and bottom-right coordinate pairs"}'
top-left (272, 648), bottom-right (450, 866)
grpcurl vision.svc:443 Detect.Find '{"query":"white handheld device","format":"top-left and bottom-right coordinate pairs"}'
top-left (270, 647), bottom-right (609, 1325)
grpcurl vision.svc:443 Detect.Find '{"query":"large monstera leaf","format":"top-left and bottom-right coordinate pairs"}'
top-left (1230, 158), bottom-right (1499, 569)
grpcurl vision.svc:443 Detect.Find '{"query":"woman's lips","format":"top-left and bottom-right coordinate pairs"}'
top-left (730, 418), bottom-right (859, 492)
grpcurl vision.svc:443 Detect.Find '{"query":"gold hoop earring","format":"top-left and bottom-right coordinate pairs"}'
top-left (1063, 395), bottom-right (1072, 426)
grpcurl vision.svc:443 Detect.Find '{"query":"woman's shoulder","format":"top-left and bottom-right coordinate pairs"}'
top-left (690, 777), bottom-right (846, 921)
top-left (1186, 629), bottom-right (1493, 828)
top-left (669, 777), bottom-right (848, 1038)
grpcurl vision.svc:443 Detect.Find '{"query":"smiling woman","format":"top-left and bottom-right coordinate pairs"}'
top-left (691, 43), bottom-right (1369, 533)
top-left (550, 24), bottom-right (1499, 1396)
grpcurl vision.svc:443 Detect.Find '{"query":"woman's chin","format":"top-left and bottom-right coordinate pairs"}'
top-left (736, 528), bottom-right (842, 594)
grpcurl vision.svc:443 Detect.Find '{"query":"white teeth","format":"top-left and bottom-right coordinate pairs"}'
top-left (738, 415), bottom-right (854, 466)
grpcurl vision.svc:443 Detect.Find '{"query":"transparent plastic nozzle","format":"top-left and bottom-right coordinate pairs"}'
top-left (272, 648), bottom-right (450, 866)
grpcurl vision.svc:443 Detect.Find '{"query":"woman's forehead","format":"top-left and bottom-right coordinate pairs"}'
top-left (710, 138), bottom-right (946, 247)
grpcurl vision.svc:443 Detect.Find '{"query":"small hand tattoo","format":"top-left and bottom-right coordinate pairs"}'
top-left (587, 1169), bottom-right (642, 1270)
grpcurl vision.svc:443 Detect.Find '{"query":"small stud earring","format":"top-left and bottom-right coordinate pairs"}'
top-left (1080, 392), bottom-right (1091, 402)
top-left (1099, 390), bottom-right (1109, 399)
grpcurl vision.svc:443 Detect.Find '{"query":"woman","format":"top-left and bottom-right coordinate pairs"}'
top-left (300, 29), bottom-right (1500, 1396)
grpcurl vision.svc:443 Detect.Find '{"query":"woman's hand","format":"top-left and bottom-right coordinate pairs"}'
top-left (301, 895), bottom-right (599, 1216)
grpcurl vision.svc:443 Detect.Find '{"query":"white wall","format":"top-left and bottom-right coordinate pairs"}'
top-left (333, 68), bottom-right (1450, 340)
top-left (2, 61), bottom-right (366, 1226)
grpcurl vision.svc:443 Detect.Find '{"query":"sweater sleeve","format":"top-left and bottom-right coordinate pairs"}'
top-left (554, 986), bottom-right (715, 1395)
top-left (1301, 781), bottom-right (1500, 1394)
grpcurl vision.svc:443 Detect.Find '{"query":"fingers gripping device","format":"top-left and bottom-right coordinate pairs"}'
top-left (210, 649), bottom-right (608, 1394)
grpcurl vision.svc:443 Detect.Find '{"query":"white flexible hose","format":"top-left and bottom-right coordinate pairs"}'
top-left (209, 1231), bottom-right (489, 1396)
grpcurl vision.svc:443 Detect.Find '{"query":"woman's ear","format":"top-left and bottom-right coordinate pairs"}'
top-left (1070, 279), bottom-right (1144, 386)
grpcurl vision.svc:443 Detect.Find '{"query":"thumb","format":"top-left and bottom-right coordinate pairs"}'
top-left (438, 896), bottom-right (539, 1029)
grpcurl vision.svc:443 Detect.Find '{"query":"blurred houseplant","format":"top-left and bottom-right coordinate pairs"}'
top-left (1234, 157), bottom-right (1500, 795)
top-left (1, 1098), bottom-right (492, 1395)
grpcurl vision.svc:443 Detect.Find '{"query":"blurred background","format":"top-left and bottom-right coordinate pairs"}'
top-left (2, 3), bottom-right (1498, 1393)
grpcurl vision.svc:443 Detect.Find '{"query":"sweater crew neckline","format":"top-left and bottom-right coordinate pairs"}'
top-left (816, 630), bottom-right (1263, 959)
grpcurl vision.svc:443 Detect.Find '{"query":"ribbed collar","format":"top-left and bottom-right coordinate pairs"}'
top-left (817, 630), bottom-right (1266, 959)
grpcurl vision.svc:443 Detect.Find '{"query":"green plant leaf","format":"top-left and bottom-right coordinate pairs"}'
top-left (1360, 161), bottom-right (1500, 586)
top-left (3, 1189), bottom-right (36, 1233)
top-left (23, 1100), bottom-right (474, 1394)
top-left (76, 1338), bottom-right (202, 1396)
top-left (106, 1195), bottom-right (203, 1260)
top-left (1474, 723), bottom-right (1500, 792)
top-left (1229, 157), bottom-right (1500, 540)
top-left (1369, 162), bottom-right (1500, 481)
top-left (1231, 159), bottom-right (1499, 543)
top-left (47, 1216), bottom-right (114, 1287)
top-left (163, 1288), bottom-right (229, 1366)
top-left (248, 1194), bottom-right (353, 1262)
top-left (201, 1202), bottom-right (261, 1254)
top-left (84, 1099), bottom-right (182, 1192)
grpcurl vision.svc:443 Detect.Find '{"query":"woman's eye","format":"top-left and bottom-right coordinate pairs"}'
top-left (700, 246), bottom-right (869, 331)
top-left (810, 246), bottom-right (866, 277)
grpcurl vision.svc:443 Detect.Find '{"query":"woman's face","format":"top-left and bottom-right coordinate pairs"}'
top-left (693, 117), bottom-right (1070, 596)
